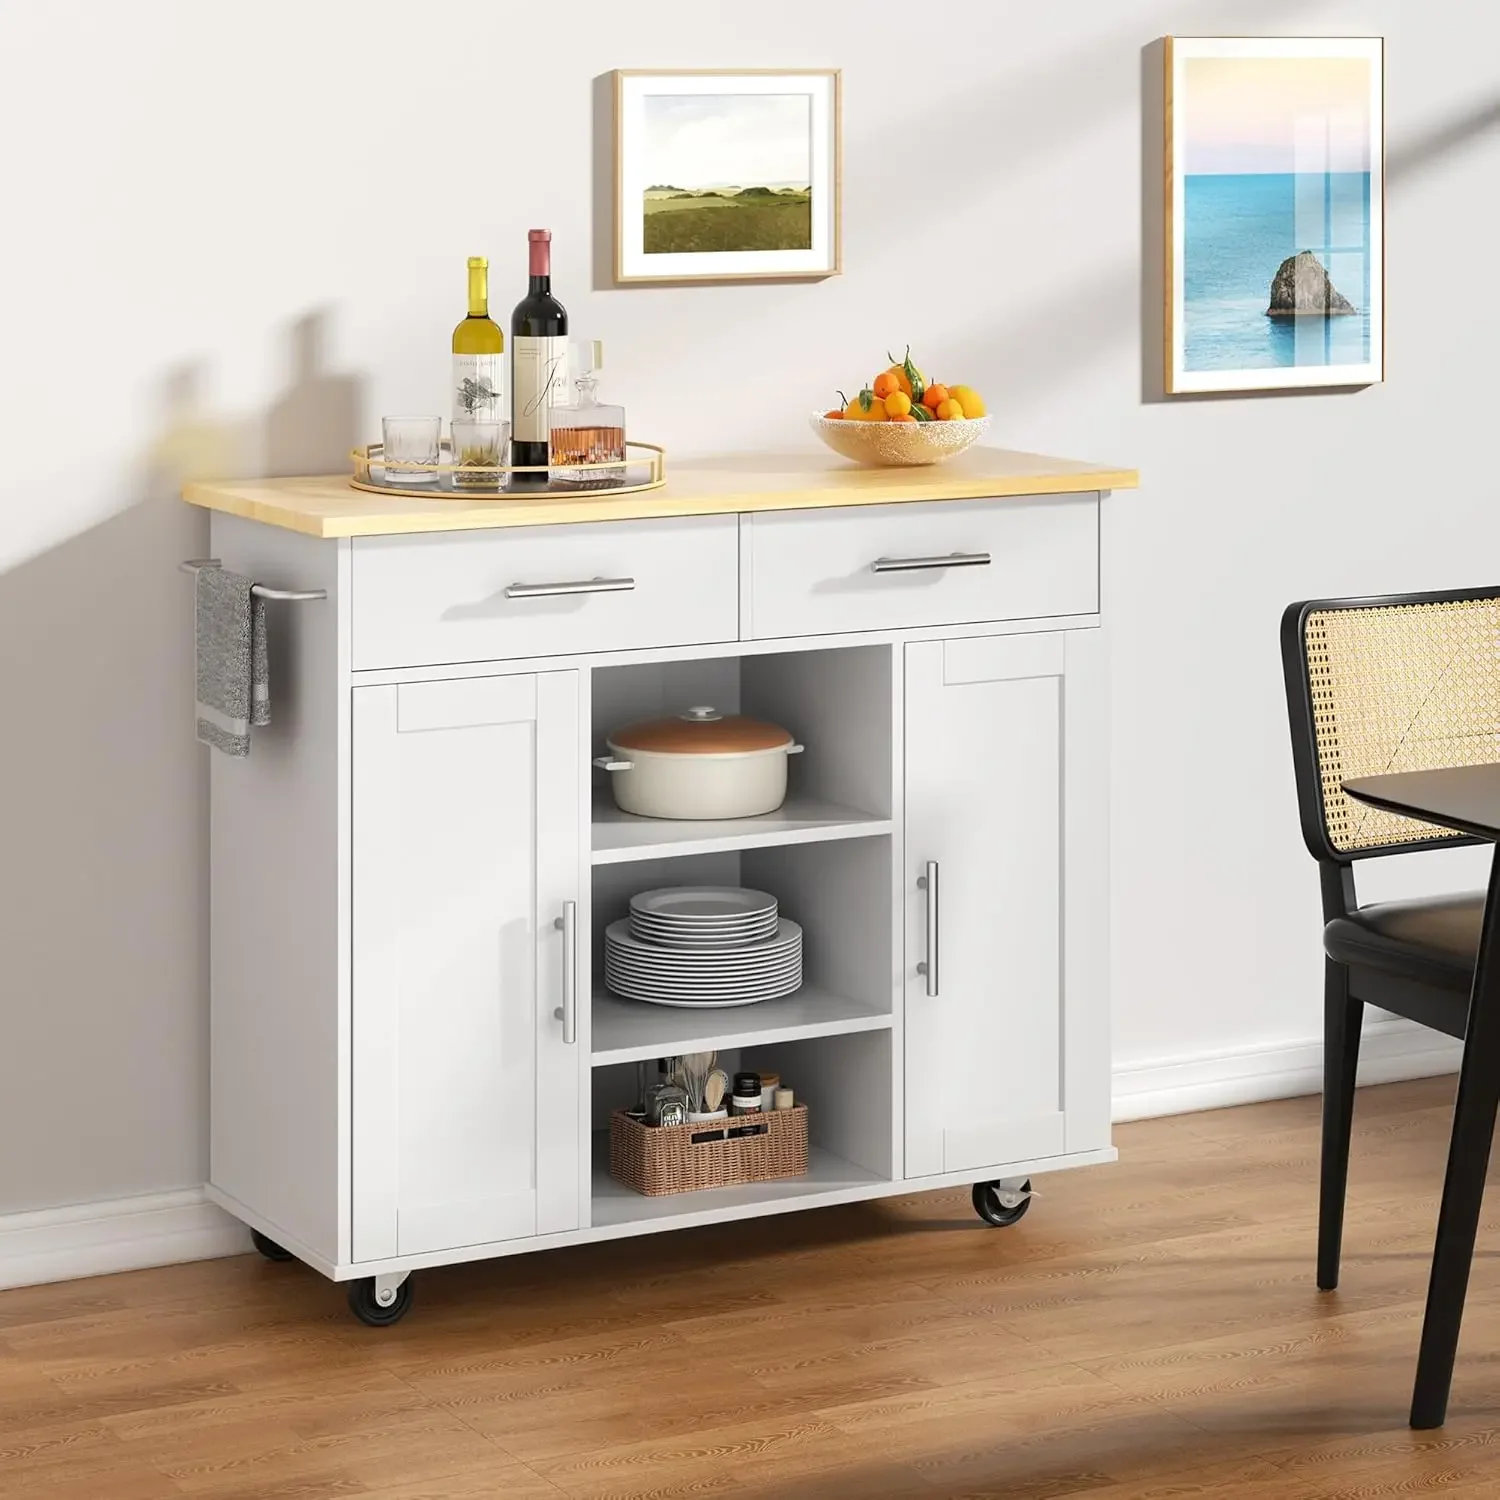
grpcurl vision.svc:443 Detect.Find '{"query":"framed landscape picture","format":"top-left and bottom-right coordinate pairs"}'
top-left (613, 69), bottom-right (841, 284)
top-left (1165, 37), bottom-right (1385, 394)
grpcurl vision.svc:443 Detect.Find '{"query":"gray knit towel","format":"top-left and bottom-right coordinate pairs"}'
top-left (194, 566), bottom-right (270, 756)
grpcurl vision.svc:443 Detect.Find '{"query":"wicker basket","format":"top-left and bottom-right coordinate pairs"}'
top-left (609, 1106), bottom-right (809, 1197)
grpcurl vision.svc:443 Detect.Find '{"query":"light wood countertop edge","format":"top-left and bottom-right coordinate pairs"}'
top-left (183, 462), bottom-right (1140, 540)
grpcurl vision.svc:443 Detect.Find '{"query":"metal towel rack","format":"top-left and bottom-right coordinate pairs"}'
top-left (179, 559), bottom-right (327, 602)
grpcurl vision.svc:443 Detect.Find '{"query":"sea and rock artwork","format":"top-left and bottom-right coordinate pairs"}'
top-left (1165, 37), bottom-right (1385, 394)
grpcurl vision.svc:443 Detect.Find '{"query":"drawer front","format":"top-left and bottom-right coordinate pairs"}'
top-left (352, 516), bottom-right (739, 669)
top-left (744, 495), bottom-right (1098, 639)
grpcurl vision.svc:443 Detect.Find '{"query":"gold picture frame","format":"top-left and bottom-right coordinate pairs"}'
top-left (1164, 36), bottom-right (1385, 394)
top-left (613, 68), bottom-right (842, 285)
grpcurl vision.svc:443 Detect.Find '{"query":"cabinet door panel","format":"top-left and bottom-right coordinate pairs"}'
top-left (904, 633), bottom-right (1107, 1178)
top-left (352, 671), bottom-right (580, 1261)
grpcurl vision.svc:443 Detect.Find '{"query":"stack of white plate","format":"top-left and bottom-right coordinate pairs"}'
top-left (605, 887), bottom-right (802, 1009)
top-left (627, 886), bottom-right (778, 946)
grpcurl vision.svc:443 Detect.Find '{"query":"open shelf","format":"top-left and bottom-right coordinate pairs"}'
top-left (590, 984), bottom-right (892, 1065)
top-left (590, 645), bottom-right (893, 866)
top-left (590, 1138), bottom-right (889, 1231)
top-left (591, 793), bottom-right (891, 865)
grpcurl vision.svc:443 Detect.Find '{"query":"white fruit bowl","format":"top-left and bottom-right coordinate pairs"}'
top-left (809, 411), bottom-right (990, 468)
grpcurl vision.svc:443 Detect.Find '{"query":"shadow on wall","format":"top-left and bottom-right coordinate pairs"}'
top-left (0, 364), bottom-right (229, 1206)
top-left (263, 310), bottom-right (363, 476)
top-left (0, 318), bottom-right (363, 1210)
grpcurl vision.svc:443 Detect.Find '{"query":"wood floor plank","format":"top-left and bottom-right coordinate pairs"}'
top-left (401, 1325), bottom-right (816, 1465)
top-left (8, 1076), bottom-right (1500, 1498)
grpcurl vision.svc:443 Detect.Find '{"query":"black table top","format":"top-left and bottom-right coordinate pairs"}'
top-left (1344, 763), bottom-right (1500, 842)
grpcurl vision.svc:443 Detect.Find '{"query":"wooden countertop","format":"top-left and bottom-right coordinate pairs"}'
top-left (182, 447), bottom-right (1138, 539)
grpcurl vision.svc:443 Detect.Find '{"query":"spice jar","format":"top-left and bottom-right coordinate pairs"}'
top-left (731, 1071), bottom-right (763, 1115)
top-left (759, 1071), bottom-right (781, 1110)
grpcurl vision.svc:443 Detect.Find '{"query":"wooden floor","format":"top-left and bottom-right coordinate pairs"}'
top-left (7, 1077), bottom-right (1500, 1499)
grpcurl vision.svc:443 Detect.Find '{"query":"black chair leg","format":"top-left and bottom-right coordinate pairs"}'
top-left (1318, 961), bottom-right (1362, 1291)
top-left (1411, 860), bottom-right (1500, 1429)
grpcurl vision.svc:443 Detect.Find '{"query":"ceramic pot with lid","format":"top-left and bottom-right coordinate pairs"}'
top-left (594, 706), bottom-right (804, 820)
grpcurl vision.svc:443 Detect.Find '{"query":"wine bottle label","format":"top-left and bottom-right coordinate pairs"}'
top-left (512, 337), bottom-right (569, 443)
top-left (452, 354), bottom-right (505, 425)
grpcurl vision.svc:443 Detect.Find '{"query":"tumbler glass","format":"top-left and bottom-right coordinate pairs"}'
top-left (452, 418), bottom-right (509, 490)
top-left (381, 416), bottom-right (441, 485)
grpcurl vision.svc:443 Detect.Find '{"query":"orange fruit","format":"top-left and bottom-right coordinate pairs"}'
top-left (891, 412), bottom-right (917, 423)
top-left (923, 383), bottom-right (950, 412)
top-left (844, 388), bottom-right (888, 422)
top-left (886, 347), bottom-right (926, 401)
top-left (823, 409), bottom-right (844, 419)
top-left (884, 390), bottom-right (912, 418)
top-left (947, 384), bottom-right (986, 418)
top-left (935, 398), bottom-right (964, 421)
top-left (872, 371), bottom-right (900, 400)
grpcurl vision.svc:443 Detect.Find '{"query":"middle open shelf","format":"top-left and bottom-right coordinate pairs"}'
top-left (591, 792), bottom-right (892, 865)
top-left (591, 984), bottom-right (892, 1064)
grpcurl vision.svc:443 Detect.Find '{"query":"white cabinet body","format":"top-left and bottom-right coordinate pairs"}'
top-left (350, 672), bottom-right (583, 1261)
top-left (202, 483), bottom-right (1117, 1290)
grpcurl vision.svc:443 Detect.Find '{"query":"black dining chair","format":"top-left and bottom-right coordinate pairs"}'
top-left (1282, 587), bottom-right (1500, 1426)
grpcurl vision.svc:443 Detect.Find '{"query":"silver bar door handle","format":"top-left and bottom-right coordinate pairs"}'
top-left (553, 902), bottom-right (577, 1044)
top-left (505, 576), bottom-right (635, 599)
top-left (916, 861), bottom-right (939, 996)
top-left (871, 551), bottom-right (991, 574)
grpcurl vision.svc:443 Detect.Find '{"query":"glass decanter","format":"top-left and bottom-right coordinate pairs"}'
top-left (548, 339), bottom-right (626, 487)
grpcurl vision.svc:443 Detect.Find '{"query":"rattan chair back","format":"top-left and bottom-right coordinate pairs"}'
top-left (1282, 589), bottom-right (1500, 862)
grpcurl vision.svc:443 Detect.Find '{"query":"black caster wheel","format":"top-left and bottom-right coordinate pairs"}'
top-left (347, 1277), bottom-right (413, 1327)
top-left (250, 1229), bottom-right (295, 1262)
top-left (972, 1179), bottom-right (1032, 1227)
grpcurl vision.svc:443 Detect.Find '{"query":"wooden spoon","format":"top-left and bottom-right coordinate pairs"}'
top-left (702, 1069), bottom-right (728, 1114)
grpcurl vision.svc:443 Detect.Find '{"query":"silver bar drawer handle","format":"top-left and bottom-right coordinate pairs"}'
top-left (871, 551), bottom-right (991, 574)
top-left (505, 576), bottom-right (635, 599)
top-left (553, 902), bottom-right (578, 1045)
top-left (916, 861), bottom-right (939, 997)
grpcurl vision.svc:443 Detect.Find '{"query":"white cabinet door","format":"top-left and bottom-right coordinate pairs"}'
top-left (352, 671), bottom-right (582, 1261)
top-left (903, 632), bottom-right (1109, 1179)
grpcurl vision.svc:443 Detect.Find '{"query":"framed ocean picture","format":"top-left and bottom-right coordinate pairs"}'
top-left (1165, 37), bottom-right (1385, 394)
top-left (613, 69), bottom-right (841, 284)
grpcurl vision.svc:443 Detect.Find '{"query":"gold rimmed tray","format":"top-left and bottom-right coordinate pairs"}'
top-left (349, 440), bottom-right (666, 499)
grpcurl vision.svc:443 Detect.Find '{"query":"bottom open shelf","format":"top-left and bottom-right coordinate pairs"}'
top-left (590, 1133), bottom-right (889, 1231)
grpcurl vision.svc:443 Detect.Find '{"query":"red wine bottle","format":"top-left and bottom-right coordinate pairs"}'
top-left (510, 229), bottom-right (569, 487)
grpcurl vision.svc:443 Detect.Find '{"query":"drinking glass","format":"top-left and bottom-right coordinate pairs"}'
top-left (381, 416), bottom-right (441, 485)
top-left (452, 418), bottom-right (509, 490)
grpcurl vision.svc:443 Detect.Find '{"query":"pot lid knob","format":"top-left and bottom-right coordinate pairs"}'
top-left (681, 706), bottom-right (723, 722)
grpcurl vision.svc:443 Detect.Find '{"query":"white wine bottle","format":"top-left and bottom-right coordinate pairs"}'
top-left (452, 256), bottom-right (505, 430)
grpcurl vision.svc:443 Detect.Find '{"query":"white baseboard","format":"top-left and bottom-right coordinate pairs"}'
top-left (0, 1188), bottom-right (251, 1292)
top-left (1112, 1015), bottom-right (1462, 1123)
top-left (0, 1021), bottom-right (1463, 1292)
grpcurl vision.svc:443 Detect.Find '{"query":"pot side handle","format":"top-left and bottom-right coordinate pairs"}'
top-left (786, 744), bottom-right (805, 755)
top-left (593, 755), bottom-right (634, 772)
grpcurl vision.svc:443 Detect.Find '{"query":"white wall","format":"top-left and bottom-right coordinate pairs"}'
top-left (2, 0), bottom-right (1497, 1215)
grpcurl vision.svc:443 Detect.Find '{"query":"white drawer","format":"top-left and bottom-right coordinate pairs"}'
top-left (743, 495), bottom-right (1098, 639)
top-left (351, 516), bottom-right (739, 669)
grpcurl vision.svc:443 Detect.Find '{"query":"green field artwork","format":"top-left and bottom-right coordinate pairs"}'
top-left (642, 93), bottom-right (814, 256)
top-left (643, 185), bottom-right (812, 254)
